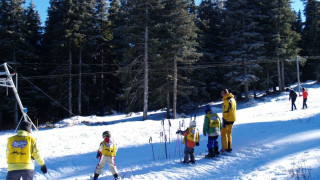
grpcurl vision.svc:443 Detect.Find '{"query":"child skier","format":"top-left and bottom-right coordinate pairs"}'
top-left (93, 131), bottom-right (120, 180)
top-left (176, 120), bottom-right (200, 164)
top-left (203, 105), bottom-right (221, 158)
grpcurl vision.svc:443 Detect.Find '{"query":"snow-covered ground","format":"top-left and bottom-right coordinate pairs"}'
top-left (1, 81), bottom-right (320, 180)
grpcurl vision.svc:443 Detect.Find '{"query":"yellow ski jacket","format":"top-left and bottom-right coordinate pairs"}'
top-left (222, 93), bottom-right (237, 122)
top-left (7, 130), bottom-right (45, 171)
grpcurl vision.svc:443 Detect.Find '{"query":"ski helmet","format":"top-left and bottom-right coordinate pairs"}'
top-left (204, 105), bottom-right (211, 113)
top-left (189, 121), bottom-right (196, 127)
top-left (102, 131), bottom-right (111, 138)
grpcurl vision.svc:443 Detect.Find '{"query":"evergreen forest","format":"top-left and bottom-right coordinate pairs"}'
top-left (1, 0), bottom-right (319, 129)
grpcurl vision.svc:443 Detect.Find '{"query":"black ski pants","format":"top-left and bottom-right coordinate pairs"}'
top-left (291, 98), bottom-right (297, 111)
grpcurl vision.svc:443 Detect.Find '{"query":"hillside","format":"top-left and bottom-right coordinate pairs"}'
top-left (0, 81), bottom-right (319, 180)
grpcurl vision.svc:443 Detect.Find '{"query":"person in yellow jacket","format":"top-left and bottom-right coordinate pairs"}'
top-left (93, 131), bottom-right (120, 180)
top-left (6, 120), bottom-right (47, 180)
top-left (221, 89), bottom-right (237, 153)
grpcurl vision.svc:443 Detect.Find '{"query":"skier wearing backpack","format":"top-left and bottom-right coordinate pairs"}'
top-left (93, 131), bottom-right (120, 180)
top-left (176, 121), bottom-right (200, 164)
top-left (289, 88), bottom-right (297, 111)
top-left (203, 105), bottom-right (221, 158)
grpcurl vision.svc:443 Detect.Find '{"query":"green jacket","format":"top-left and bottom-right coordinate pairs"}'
top-left (203, 113), bottom-right (221, 136)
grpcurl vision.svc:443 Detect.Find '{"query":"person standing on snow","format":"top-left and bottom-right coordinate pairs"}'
top-left (221, 89), bottom-right (237, 153)
top-left (93, 131), bottom-right (120, 180)
top-left (289, 88), bottom-right (297, 111)
top-left (6, 120), bottom-right (47, 180)
top-left (302, 87), bottom-right (308, 109)
top-left (203, 105), bottom-right (221, 158)
top-left (176, 121), bottom-right (200, 164)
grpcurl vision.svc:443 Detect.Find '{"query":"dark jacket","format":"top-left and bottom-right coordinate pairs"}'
top-left (289, 90), bottom-right (297, 100)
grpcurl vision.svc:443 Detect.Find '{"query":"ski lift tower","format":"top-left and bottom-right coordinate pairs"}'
top-left (0, 63), bottom-right (37, 132)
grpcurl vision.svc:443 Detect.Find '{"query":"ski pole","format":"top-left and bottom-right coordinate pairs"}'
top-left (174, 120), bottom-right (179, 158)
top-left (193, 114), bottom-right (196, 142)
top-left (158, 132), bottom-right (162, 159)
top-left (161, 132), bottom-right (165, 159)
top-left (161, 119), bottom-right (166, 159)
top-left (168, 119), bottom-right (171, 158)
top-left (178, 120), bottom-right (182, 162)
top-left (164, 134), bottom-right (168, 159)
top-left (149, 137), bottom-right (155, 161)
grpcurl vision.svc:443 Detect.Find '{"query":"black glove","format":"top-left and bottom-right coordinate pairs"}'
top-left (203, 132), bottom-right (206, 136)
top-left (176, 130), bottom-right (181, 134)
top-left (96, 151), bottom-right (101, 159)
top-left (41, 164), bottom-right (47, 174)
top-left (196, 142), bottom-right (199, 146)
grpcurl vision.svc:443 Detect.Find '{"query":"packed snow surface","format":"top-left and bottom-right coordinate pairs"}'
top-left (1, 81), bottom-right (320, 180)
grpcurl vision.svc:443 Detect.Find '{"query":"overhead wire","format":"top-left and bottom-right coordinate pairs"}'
top-left (2, 55), bottom-right (319, 80)
top-left (7, 64), bottom-right (76, 117)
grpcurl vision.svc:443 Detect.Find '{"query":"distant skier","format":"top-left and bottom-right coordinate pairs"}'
top-left (6, 120), bottom-right (47, 180)
top-left (221, 89), bottom-right (237, 153)
top-left (93, 131), bottom-right (120, 180)
top-left (203, 105), bottom-right (221, 158)
top-left (302, 87), bottom-right (308, 109)
top-left (289, 88), bottom-right (297, 111)
top-left (176, 121), bottom-right (200, 164)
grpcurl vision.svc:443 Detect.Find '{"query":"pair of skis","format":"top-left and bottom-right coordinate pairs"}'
top-left (149, 115), bottom-right (197, 161)
top-left (149, 118), bottom-right (172, 160)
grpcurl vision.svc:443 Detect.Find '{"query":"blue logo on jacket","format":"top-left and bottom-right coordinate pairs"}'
top-left (12, 141), bottom-right (28, 148)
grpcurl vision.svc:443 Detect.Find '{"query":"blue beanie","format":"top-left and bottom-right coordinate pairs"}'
top-left (204, 105), bottom-right (211, 113)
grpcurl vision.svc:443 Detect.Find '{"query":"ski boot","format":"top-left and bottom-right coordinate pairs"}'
top-left (214, 147), bottom-right (220, 156)
top-left (93, 173), bottom-right (99, 180)
top-left (205, 149), bottom-right (215, 158)
top-left (114, 173), bottom-right (121, 180)
top-left (182, 160), bottom-right (189, 164)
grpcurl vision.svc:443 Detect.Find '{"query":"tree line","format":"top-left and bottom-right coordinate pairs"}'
top-left (0, 0), bottom-right (319, 129)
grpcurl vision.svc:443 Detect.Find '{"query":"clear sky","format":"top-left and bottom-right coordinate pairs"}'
top-left (26, 0), bottom-right (305, 26)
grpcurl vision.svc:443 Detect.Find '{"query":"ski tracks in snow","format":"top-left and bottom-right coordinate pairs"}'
top-left (117, 147), bottom-right (267, 180)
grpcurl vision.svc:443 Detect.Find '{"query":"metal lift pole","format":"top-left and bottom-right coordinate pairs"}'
top-left (0, 63), bottom-right (38, 131)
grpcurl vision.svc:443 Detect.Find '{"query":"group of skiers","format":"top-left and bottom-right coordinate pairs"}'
top-left (5, 89), bottom-right (237, 180)
top-left (289, 87), bottom-right (309, 111)
top-left (176, 89), bottom-right (237, 163)
top-left (8, 87), bottom-right (309, 180)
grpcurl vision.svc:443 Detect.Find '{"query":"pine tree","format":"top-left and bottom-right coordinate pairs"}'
top-left (93, 0), bottom-right (120, 115)
top-left (0, 0), bottom-right (28, 125)
top-left (301, 0), bottom-right (320, 81)
top-left (222, 0), bottom-right (267, 100)
top-left (72, 0), bottom-right (96, 115)
top-left (196, 0), bottom-right (224, 102)
top-left (266, 0), bottom-right (300, 91)
top-left (161, 0), bottom-right (201, 118)
top-left (41, 0), bottom-right (76, 119)
top-left (19, 0), bottom-right (44, 124)
top-left (120, 0), bottom-right (163, 119)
